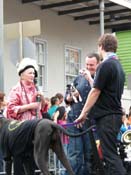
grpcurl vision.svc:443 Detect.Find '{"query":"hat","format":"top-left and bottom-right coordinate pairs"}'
top-left (17, 58), bottom-right (38, 77)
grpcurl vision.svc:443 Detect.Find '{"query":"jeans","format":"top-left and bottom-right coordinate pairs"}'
top-left (59, 144), bottom-right (68, 175)
top-left (96, 114), bottom-right (127, 175)
top-left (66, 124), bottom-right (92, 175)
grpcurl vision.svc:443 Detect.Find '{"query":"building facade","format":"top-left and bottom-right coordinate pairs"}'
top-left (3, 0), bottom-right (131, 113)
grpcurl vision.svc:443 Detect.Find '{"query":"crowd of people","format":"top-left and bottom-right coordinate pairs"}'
top-left (0, 33), bottom-right (130, 175)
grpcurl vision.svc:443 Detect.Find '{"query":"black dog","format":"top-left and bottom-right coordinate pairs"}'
top-left (0, 117), bottom-right (93, 175)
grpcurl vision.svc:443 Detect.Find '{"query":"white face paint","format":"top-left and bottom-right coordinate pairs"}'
top-left (21, 68), bottom-right (35, 84)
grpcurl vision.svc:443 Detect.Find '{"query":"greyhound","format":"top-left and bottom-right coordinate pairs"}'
top-left (0, 116), bottom-right (94, 175)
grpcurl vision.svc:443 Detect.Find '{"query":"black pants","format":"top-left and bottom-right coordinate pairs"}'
top-left (96, 114), bottom-right (127, 175)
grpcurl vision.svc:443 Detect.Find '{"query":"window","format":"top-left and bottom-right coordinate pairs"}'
top-left (35, 39), bottom-right (48, 91)
top-left (65, 46), bottom-right (81, 85)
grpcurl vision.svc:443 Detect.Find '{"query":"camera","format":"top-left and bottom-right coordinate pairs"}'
top-left (66, 84), bottom-right (82, 103)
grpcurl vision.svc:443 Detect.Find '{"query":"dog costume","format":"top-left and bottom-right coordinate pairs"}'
top-left (0, 116), bottom-right (93, 175)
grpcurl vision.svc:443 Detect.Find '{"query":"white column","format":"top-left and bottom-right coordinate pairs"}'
top-left (0, 0), bottom-right (4, 91)
top-left (99, 0), bottom-right (105, 35)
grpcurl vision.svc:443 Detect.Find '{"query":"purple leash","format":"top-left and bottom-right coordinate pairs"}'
top-left (60, 121), bottom-right (79, 127)
top-left (59, 120), bottom-right (96, 132)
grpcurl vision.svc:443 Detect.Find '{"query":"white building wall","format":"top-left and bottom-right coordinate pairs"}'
top-left (4, 0), bottom-right (131, 111)
top-left (4, 0), bottom-right (100, 97)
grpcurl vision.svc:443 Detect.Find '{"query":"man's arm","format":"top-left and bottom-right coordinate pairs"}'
top-left (75, 88), bottom-right (101, 125)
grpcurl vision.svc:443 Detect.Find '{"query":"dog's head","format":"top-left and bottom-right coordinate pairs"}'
top-left (66, 84), bottom-right (77, 93)
top-left (66, 84), bottom-right (82, 103)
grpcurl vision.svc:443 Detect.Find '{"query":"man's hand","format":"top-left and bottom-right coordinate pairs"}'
top-left (74, 112), bottom-right (87, 128)
top-left (79, 68), bottom-right (93, 86)
top-left (80, 68), bottom-right (91, 78)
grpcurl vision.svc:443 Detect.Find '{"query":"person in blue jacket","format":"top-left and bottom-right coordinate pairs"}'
top-left (65, 53), bottom-right (100, 175)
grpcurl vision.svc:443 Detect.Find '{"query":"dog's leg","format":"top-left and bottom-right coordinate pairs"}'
top-left (34, 127), bottom-right (52, 175)
top-left (5, 159), bottom-right (12, 175)
top-left (13, 156), bottom-right (25, 175)
top-left (78, 95), bottom-right (82, 102)
top-left (72, 96), bottom-right (78, 103)
top-left (51, 132), bottom-right (75, 175)
top-left (23, 154), bottom-right (36, 175)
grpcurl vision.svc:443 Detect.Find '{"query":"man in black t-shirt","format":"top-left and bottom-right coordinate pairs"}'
top-left (75, 33), bottom-right (127, 175)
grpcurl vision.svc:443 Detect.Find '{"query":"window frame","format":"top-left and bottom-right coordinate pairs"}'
top-left (64, 45), bottom-right (82, 86)
top-left (34, 38), bottom-right (48, 92)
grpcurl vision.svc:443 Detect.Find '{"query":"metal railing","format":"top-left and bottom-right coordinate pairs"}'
top-left (0, 150), bottom-right (65, 175)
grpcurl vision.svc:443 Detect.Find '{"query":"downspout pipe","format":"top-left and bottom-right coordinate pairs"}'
top-left (99, 0), bottom-right (105, 35)
top-left (0, 0), bottom-right (4, 91)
